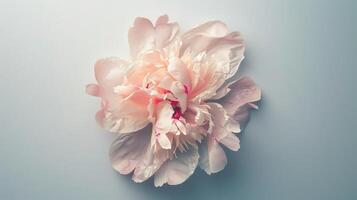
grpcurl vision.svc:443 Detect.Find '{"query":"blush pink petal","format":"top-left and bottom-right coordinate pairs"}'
top-left (199, 136), bottom-right (227, 174)
top-left (154, 146), bottom-right (199, 187)
top-left (206, 31), bottom-right (245, 80)
top-left (155, 15), bottom-right (169, 26)
top-left (128, 17), bottom-right (155, 59)
top-left (155, 22), bottom-right (179, 50)
top-left (208, 103), bottom-right (230, 140)
top-left (95, 57), bottom-right (130, 90)
top-left (221, 76), bottom-right (261, 115)
top-left (167, 57), bottom-right (191, 87)
top-left (110, 127), bottom-right (151, 174)
top-left (155, 102), bottom-right (175, 134)
top-left (129, 15), bottom-right (179, 59)
top-left (132, 147), bottom-right (169, 183)
top-left (103, 89), bottom-right (150, 134)
top-left (85, 84), bottom-right (100, 97)
top-left (169, 81), bottom-right (188, 112)
top-left (184, 34), bottom-right (244, 101)
top-left (183, 21), bottom-right (228, 39)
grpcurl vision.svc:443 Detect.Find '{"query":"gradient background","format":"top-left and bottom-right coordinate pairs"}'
top-left (1, 0), bottom-right (356, 199)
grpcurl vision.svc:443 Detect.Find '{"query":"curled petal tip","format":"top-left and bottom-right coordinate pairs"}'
top-left (86, 84), bottom-right (99, 96)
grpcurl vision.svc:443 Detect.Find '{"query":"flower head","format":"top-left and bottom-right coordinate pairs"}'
top-left (86, 15), bottom-right (261, 187)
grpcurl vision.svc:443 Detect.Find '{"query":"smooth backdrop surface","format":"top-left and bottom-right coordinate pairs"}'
top-left (1, 0), bottom-right (356, 199)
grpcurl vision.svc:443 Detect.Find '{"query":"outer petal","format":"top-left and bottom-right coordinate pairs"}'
top-left (221, 76), bottom-right (261, 113)
top-left (154, 146), bottom-right (199, 187)
top-left (183, 21), bottom-right (228, 39)
top-left (206, 32), bottom-right (245, 80)
top-left (181, 22), bottom-right (245, 101)
top-left (207, 103), bottom-right (230, 140)
top-left (132, 147), bottom-right (170, 183)
top-left (85, 84), bottom-right (100, 97)
top-left (110, 127), bottom-right (151, 174)
top-left (220, 133), bottom-right (240, 151)
top-left (220, 76), bottom-right (261, 131)
top-left (128, 17), bottom-right (155, 59)
top-left (199, 136), bottom-right (227, 174)
top-left (95, 57), bottom-right (130, 90)
top-left (181, 21), bottom-right (233, 57)
top-left (155, 22), bottom-right (180, 50)
top-left (129, 16), bottom-right (180, 59)
top-left (155, 15), bottom-right (169, 26)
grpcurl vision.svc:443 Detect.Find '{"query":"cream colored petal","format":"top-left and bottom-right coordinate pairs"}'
top-left (158, 133), bottom-right (171, 150)
top-left (154, 146), bottom-right (199, 187)
top-left (155, 102), bottom-right (174, 134)
top-left (220, 133), bottom-right (240, 151)
top-left (175, 120), bottom-right (187, 135)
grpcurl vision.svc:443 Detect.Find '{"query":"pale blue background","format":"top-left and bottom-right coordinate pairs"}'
top-left (1, 0), bottom-right (356, 199)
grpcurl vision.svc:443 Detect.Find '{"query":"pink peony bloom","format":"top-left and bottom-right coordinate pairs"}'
top-left (86, 15), bottom-right (261, 187)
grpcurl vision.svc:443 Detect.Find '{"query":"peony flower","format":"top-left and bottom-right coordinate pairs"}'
top-left (86, 15), bottom-right (261, 187)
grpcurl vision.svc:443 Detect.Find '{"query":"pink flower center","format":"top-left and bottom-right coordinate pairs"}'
top-left (172, 107), bottom-right (182, 120)
top-left (170, 100), bottom-right (182, 119)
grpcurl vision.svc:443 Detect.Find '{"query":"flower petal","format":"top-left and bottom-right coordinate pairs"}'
top-left (155, 22), bottom-right (180, 50)
top-left (167, 57), bottom-right (191, 87)
top-left (208, 103), bottom-right (230, 140)
top-left (199, 136), bottom-right (227, 174)
top-left (128, 17), bottom-right (155, 59)
top-left (183, 21), bottom-right (228, 39)
top-left (180, 21), bottom-right (229, 57)
top-left (170, 81), bottom-right (188, 112)
top-left (85, 84), bottom-right (100, 97)
top-left (155, 15), bottom-right (169, 26)
top-left (103, 89), bottom-right (150, 134)
top-left (95, 57), bottom-right (130, 89)
top-left (157, 133), bottom-right (172, 150)
top-left (155, 102), bottom-right (174, 134)
top-left (220, 133), bottom-right (240, 151)
top-left (206, 32), bottom-right (245, 80)
top-left (181, 23), bottom-right (245, 101)
top-left (110, 127), bottom-right (151, 175)
top-left (221, 76), bottom-right (261, 115)
top-left (132, 147), bottom-right (170, 183)
top-left (129, 16), bottom-right (180, 59)
top-left (154, 146), bottom-right (199, 187)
